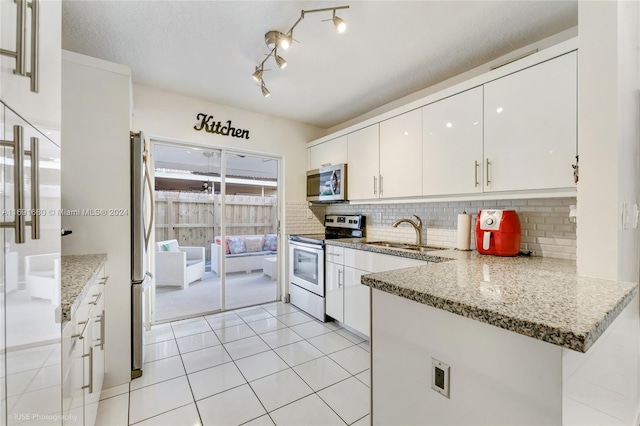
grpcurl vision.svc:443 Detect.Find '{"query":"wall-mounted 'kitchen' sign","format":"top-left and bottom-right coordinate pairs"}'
top-left (194, 113), bottom-right (250, 140)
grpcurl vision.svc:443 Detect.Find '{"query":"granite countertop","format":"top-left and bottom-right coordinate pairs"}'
top-left (60, 254), bottom-right (107, 322)
top-left (325, 239), bottom-right (638, 353)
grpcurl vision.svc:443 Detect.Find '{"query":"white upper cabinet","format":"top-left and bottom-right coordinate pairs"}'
top-left (379, 109), bottom-right (423, 198)
top-left (423, 87), bottom-right (484, 196)
top-left (308, 42), bottom-right (578, 201)
top-left (308, 135), bottom-right (347, 170)
top-left (483, 51), bottom-right (577, 192)
top-left (347, 124), bottom-right (380, 200)
top-left (1, 0), bottom-right (61, 128)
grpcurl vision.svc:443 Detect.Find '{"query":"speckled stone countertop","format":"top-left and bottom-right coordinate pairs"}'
top-left (325, 239), bottom-right (638, 353)
top-left (60, 254), bottom-right (107, 322)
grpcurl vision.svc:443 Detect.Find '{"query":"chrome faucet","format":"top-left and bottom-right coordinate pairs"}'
top-left (392, 215), bottom-right (424, 246)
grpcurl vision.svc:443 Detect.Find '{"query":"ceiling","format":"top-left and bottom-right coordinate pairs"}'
top-left (61, 1), bottom-right (578, 130)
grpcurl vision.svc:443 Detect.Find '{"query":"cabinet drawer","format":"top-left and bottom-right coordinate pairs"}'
top-left (326, 245), bottom-right (345, 263)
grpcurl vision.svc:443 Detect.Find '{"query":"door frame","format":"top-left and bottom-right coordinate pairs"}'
top-left (147, 136), bottom-right (284, 325)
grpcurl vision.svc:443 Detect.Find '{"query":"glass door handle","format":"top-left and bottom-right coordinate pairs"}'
top-left (1, 126), bottom-right (41, 243)
top-left (1, 125), bottom-right (25, 243)
top-left (26, 136), bottom-right (40, 239)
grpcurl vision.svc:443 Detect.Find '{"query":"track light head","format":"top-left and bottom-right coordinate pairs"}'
top-left (252, 66), bottom-right (263, 82)
top-left (333, 11), bottom-right (346, 33)
top-left (261, 82), bottom-right (270, 98)
top-left (275, 49), bottom-right (287, 69)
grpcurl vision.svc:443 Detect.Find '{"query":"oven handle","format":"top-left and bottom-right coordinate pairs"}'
top-left (289, 240), bottom-right (325, 251)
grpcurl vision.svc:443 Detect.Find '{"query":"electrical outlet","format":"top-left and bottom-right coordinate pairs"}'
top-left (431, 358), bottom-right (450, 398)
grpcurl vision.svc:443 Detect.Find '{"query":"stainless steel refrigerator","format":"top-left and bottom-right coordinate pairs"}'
top-left (131, 131), bottom-right (154, 379)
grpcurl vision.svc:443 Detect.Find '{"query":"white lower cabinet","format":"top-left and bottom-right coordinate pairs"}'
top-left (343, 267), bottom-right (370, 337)
top-left (62, 266), bottom-right (107, 426)
top-left (325, 246), bottom-right (428, 338)
top-left (325, 246), bottom-right (344, 322)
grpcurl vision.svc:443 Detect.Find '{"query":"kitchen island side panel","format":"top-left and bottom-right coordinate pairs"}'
top-left (371, 288), bottom-right (562, 425)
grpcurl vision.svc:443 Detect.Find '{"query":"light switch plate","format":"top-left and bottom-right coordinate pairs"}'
top-left (431, 358), bottom-right (450, 398)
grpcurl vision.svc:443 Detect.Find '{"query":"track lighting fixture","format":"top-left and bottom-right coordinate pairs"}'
top-left (252, 65), bottom-right (264, 82)
top-left (333, 10), bottom-right (347, 33)
top-left (274, 49), bottom-right (287, 69)
top-left (261, 81), bottom-right (270, 98)
top-left (252, 5), bottom-right (349, 97)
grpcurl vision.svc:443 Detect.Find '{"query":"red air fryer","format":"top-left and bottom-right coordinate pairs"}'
top-left (475, 210), bottom-right (521, 256)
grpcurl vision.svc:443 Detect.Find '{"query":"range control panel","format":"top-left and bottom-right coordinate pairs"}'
top-left (324, 214), bottom-right (365, 230)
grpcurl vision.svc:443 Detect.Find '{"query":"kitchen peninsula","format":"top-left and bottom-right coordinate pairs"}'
top-left (325, 240), bottom-right (639, 425)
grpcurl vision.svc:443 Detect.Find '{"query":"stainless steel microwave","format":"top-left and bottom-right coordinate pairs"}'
top-left (306, 164), bottom-right (348, 203)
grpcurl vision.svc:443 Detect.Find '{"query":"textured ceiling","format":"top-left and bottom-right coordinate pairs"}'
top-left (61, 1), bottom-right (578, 129)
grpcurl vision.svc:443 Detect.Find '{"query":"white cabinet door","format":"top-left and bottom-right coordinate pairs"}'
top-left (62, 321), bottom-right (85, 425)
top-left (379, 109), bottom-right (423, 198)
top-left (84, 280), bottom-right (105, 426)
top-left (1, 0), bottom-right (61, 127)
top-left (325, 246), bottom-right (344, 322)
top-left (423, 87), bottom-right (484, 196)
top-left (325, 261), bottom-right (344, 322)
top-left (347, 124), bottom-right (380, 200)
top-left (484, 51), bottom-right (577, 192)
top-left (308, 135), bottom-right (347, 170)
top-left (343, 266), bottom-right (370, 338)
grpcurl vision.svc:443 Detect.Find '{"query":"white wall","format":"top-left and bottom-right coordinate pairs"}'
top-left (577, 1), bottom-right (640, 282)
top-left (62, 51), bottom-right (132, 388)
top-left (132, 84), bottom-right (325, 200)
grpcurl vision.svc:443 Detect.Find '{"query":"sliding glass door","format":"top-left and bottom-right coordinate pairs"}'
top-left (222, 153), bottom-right (279, 310)
top-left (151, 142), bottom-right (280, 322)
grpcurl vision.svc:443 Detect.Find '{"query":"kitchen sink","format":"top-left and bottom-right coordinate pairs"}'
top-left (365, 241), bottom-right (443, 252)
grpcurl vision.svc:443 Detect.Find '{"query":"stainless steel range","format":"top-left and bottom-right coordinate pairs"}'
top-left (288, 214), bottom-right (365, 321)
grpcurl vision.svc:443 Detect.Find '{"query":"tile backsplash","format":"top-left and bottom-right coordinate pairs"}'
top-left (323, 197), bottom-right (577, 260)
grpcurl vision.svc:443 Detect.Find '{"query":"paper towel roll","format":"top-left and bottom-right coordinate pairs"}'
top-left (457, 213), bottom-right (472, 251)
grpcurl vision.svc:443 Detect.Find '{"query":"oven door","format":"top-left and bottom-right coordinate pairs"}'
top-left (289, 241), bottom-right (325, 297)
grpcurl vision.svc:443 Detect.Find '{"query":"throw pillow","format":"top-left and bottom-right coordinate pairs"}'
top-left (244, 236), bottom-right (263, 253)
top-left (215, 236), bottom-right (230, 254)
top-left (263, 234), bottom-right (277, 251)
top-left (226, 236), bottom-right (246, 254)
top-left (161, 241), bottom-right (180, 252)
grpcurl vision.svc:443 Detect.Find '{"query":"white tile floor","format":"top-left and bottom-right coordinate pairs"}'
top-left (95, 302), bottom-right (370, 426)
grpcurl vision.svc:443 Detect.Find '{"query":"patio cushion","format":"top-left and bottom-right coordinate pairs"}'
top-left (227, 236), bottom-right (246, 254)
top-left (262, 234), bottom-right (277, 251)
top-left (244, 236), bottom-right (264, 253)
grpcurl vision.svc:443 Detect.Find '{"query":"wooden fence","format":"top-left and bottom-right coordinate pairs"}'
top-left (155, 192), bottom-right (278, 258)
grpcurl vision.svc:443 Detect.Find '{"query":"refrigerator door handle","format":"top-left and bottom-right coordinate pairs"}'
top-left (143, 160), bottom-right (154, 250)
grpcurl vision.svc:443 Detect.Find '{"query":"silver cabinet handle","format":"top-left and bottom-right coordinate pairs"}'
top-left (1, 126), bottom-right (25, 243)
top-left (485, 158), bottom-right (491, 186)
top-left (89, 292), bottom-right (102, 305)
top-left (82, 346), bottom-right (94, 393)
top-left (379, 175), bottom-right (383, 197)
top-left (28, 0), bottom-right (39, 92)
top-left (1, 127), bottom-right (41, 243)
top-left (26, 136), bottom-right (40, 239)
top-left (16, 0), bottom-right (27, 75)
top-left (95, 311), bottom-right (105, 350)
top-left (99, 276), bottom-right (109, 285)
top-left (474, 160), bottom-right (479, 187)
top-left (373, 175), bottom-right (377, 196)
top-left (0, 0), bottom-right (39, 92)
top-left (338, 268), bottom-right (343, 288)
top-left (100, 310), bottom-right (105, 350)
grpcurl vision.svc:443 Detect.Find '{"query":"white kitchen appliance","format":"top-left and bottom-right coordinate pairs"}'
top-left (288, 215), bottom-right (365, 321)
